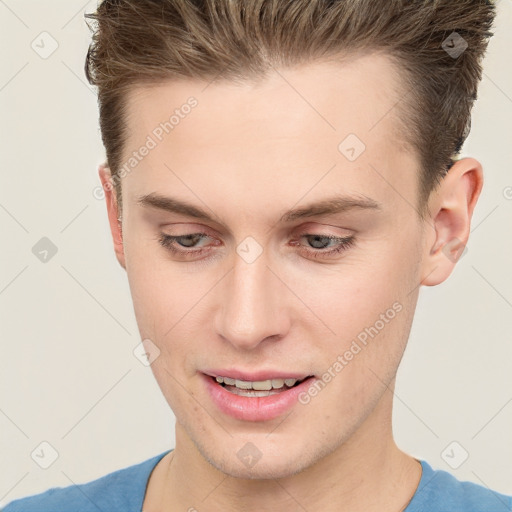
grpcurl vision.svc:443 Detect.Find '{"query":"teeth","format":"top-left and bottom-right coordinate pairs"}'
top-left (226, 387), bottom-right (282, 397)
top-left (252, 380), bottom-right (272, 391)
top-left (235, 379), bottom-right (252, 389)
top-left (214, 375), bottom-right (303, 390)
top-left (271, 379), bottom-right (284, 389)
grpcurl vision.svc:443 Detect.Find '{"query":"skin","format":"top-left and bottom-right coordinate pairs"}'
top-left (99, 52), bottom-right (483, 512)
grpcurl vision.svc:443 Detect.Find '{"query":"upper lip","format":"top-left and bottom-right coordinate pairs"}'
top-left (203, 369), bottom-right (313, 381)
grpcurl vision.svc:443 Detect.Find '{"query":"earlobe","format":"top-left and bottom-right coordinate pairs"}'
top-left (420, 157), bottom-right (483, 287)
top-left (98, 163), bottom-right (126, 270)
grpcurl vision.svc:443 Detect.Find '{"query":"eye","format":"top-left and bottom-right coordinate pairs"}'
top-left (158, 232), bottom-right (214, 259)
top-left (157, 231), bottom-right (356, 261)
top-left (291, 234), bottom-right (356, 259)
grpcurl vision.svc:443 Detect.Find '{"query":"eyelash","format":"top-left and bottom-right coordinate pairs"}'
top-left (157, 232), bottom-right (356, 261)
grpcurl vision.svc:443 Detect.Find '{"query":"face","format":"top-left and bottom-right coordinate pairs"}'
top-left (111, 53), bottom-right (432, 479)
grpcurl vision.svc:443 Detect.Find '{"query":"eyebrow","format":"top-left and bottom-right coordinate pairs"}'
top-left (136, 192), bottom-right (381, 224)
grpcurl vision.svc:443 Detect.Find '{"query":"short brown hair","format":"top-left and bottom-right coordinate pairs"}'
top-left (84, 0), bottom-right (496, 217)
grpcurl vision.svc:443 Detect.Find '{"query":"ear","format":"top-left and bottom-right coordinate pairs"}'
top-left (98, 163), bottom-right (126, 270)
top-left (420, 157), bottom-right (483, 286)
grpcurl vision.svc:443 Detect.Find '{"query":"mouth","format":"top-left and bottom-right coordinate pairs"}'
top-left (212, 375), bottom-right (310, 397)
top-left (202, 371), bottom-right (316, 421)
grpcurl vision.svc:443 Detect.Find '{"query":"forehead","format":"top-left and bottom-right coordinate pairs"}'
top-left (121, 52), bottom-right (419, 217)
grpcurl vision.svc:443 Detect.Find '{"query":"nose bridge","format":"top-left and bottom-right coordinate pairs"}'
top-left (216, 248), bottom-right (285, 350)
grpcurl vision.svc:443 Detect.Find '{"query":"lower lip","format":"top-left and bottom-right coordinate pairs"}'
top-left (202, 374), bottom-right (315, 422)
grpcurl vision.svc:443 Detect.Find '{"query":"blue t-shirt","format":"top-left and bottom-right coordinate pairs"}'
top-left (2, 451), bottom-right (511, 511)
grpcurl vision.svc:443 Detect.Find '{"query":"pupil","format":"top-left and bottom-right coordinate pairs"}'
top-left (309, 235), bottom-right (329, 249)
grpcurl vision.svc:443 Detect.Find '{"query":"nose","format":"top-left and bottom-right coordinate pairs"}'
top-left (214, 247), bottom-right (290, 351)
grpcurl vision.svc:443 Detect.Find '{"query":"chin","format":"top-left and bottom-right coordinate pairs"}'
top-left (212, 453), bottom-right (312, 480)
top-left (195, 434), bottom-right (326, 480)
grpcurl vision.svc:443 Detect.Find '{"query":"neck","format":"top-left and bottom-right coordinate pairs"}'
top-left (150, 394), bottom-right (422, 512)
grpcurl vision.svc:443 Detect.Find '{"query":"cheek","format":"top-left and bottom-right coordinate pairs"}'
top-left (303, 237), bottom-right (420, 385)
top-left (297, 297), bottom-right (416, 434)
top-left (295, 249), bottom-right (415, 340)
top-left (125, 241), bottom-right (198, 338)
top-left (125, 260), bottom-right (210, 383)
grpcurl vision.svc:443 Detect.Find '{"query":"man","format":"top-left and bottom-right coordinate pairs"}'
top-left (3, 0), bottom-right (511, 511)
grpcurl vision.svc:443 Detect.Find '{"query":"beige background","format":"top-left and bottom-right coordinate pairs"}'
top-left (1, 0), bottom-right (511, 506)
